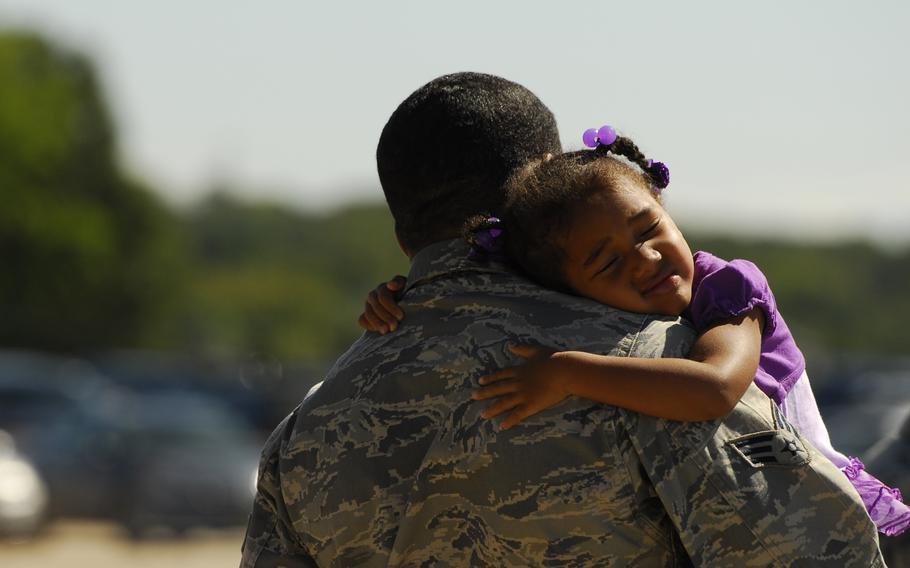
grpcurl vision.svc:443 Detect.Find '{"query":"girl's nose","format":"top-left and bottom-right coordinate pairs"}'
top-left (632, 245), bottom-right (662, 277)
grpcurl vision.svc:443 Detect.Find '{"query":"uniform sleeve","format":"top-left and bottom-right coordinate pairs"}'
top-left (621, 384), bottom-right (884, 566)
top-left (627, 315), bottom-right (696, 360)
top-left (688, 256), bottom-right (778, 335)
top-left (240, 412), bottom-right (319, 568)
top-left (623, 308), bottom-right (883, 564)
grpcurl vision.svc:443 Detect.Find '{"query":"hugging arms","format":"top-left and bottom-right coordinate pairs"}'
top-left (241, 72), bottom-right (884, 567)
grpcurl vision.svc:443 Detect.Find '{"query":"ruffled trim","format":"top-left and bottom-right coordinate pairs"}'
top-left (841, 456), bottom-right (910, 536)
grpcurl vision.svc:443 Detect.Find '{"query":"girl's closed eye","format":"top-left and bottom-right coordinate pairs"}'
top-left (593, 220), bottom-right (660, 279)
top-left (641, 220), bottom-right (660, 238)
top-left (595, 257), bottom-right (619, 277)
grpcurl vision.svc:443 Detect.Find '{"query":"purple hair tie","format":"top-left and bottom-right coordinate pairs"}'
top-left (645, 159), bottom-right (670, 190)
top-left (468, 217), bottom-right (505, 259)
top-left (584, 124), bottom-right (670, 191)
top-left (582, 125), bottom-right (617, 148)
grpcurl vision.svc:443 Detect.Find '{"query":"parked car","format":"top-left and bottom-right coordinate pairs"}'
top-left (21, 388), bottom-right (133, 519)
top-left (110, 391), bottom-right (261, 538)
top-left (815, 365), bottom-right (910, 456)
top-left (0, 361), bottom-right (128, 520)
top-left (0, 350), bottom-right (263, 534)
top-left (0, 382), bottom-right (260, 536)
top-left (0, 431), bottom-right (48, 539)
top-left (91, 351), bottom-right (273, 431)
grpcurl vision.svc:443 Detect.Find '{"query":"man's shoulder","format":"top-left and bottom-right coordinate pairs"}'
top-left (408, 267), bottom-right (626, 324)
top-left (407, 268), bottom-right (690, 355)
top-left (407, 240), bottom-right (687, 342)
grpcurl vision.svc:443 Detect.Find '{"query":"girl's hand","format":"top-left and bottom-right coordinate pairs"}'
top-left (472, 344), bottom-right (575, 429)
top-left (357, 275), bottom-right (407, 334)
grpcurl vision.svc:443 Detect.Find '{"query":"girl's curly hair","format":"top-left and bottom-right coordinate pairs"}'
top-left (464, 135), bottom-right (664, 291)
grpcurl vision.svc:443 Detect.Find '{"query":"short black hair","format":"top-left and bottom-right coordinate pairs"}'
top-left (377, 72), bottom-right (561, 253)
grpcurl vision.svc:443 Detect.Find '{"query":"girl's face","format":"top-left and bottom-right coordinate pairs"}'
top-left (558, 182), bottom-right (694, 316)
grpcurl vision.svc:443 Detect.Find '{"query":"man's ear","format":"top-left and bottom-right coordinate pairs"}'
top-left (394, 223), bottom-right (414, 259)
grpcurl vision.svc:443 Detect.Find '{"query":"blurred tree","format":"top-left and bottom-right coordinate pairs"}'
top-left (180, 197), bottom-right (910, 365)
top-left (689, 235), bottom-right (910, 361)
top-left (178, 192), bottom-right (407, 362)
top-left (1, 31), bottom-right (907, 367)
top-left (0, 32), bottom-right (185, 352)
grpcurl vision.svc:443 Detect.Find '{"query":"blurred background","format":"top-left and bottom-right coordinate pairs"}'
top-left (0, 1), bottom-right (908, 566)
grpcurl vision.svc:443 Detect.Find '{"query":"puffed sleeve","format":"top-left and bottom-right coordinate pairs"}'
top-left (686, 251), bottom-right (778, 335)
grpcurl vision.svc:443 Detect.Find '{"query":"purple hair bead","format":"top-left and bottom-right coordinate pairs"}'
top-left (648, 161), bottom-right (670, 189)
top-left (583, 125), bottom-right (617, 148)
top-left (596, 125), bottom-right (617, 146)
top-left (474, 230), bottom-right (497, 251)
top-left (582, 128), bottom-right (599, 148)
top-left (470, 216), bottom-right (505, 257)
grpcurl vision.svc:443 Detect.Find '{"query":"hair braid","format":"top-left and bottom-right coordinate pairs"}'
top-left (592, 135), bottom-right (660, 186)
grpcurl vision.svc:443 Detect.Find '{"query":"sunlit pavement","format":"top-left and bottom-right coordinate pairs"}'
top-left (0, 520), bottom-right (243, 567)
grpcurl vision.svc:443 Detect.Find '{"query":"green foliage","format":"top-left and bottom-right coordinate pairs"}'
top-left (689, 236), bottom-right (910, 360)
top-left (173, 193), bottom-right (407, 361)
top-left (2, 29), bottom-right (908, 365)
top-left (171, 200), bottom-right (910, 364)
top-left (0, 32), bottom-right (186, 351)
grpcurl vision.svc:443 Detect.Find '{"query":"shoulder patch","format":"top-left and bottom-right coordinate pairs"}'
top-left (728, 429), bottom-right (811, 468)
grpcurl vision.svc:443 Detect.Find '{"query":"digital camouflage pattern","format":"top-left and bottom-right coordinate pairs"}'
top-left (241, 239), bottom-right (883, 567)
top-left (626, 384), bottom-right (884, 566)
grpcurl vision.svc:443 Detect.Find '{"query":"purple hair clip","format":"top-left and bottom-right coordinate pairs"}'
top-left (468, 217), bottom-right (505, 260)
top-left (582, 125), bottom-right (617, 148)
top-left (645, 159), bottom-right (670, 191)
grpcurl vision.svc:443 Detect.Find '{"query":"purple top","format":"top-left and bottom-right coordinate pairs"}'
top-left (684, 251), bottom-right (805, 405)
top-left (684, 251), bottom-right (909, 536)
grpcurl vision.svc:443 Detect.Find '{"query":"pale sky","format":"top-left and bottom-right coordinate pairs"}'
top-left (1, 1), bottom-right (908, 243)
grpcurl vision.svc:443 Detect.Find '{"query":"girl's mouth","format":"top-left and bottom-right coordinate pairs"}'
top-left (642, 271), bottom-right (681, 297)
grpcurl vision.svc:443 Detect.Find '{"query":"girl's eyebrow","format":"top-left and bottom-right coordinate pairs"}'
top-left (630, 206), bottom-right (655, 223)
top-left (582, 206), bottom-right (655, 268)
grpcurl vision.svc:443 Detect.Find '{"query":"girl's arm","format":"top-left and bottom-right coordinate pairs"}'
top-left (474, 308), bottom-right (765, 428)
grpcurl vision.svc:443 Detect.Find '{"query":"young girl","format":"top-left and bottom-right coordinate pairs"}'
top-left (358, 125), bottom-right (910, 536)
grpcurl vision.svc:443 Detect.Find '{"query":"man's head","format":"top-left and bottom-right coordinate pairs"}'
top-left (377, 72), bottom-right (561, 256)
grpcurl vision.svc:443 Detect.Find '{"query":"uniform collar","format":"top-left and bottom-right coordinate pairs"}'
top-left (405, 239), bottom-right (509, 293)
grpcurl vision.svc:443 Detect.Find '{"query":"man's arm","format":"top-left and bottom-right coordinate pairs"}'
top-left (624, 318), bottom-right (884, 567)
top-left (240, 413), bottom-right (319, 568)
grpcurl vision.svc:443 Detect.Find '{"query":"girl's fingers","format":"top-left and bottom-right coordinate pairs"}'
top-left (501, 406), bottom-right (535, 430)
top-left (508, 343), bottom-right (543, 360)
top-left (480, 395), bottom-right (522, 420)
top-left (478, 368), bottom-right (517, 385)
top-left (361, 304), bottom-right (389, 334)
top-left (386, 275), bottom-right (407, 291)
top-left (367, 291), bottom-right (399, 327)
top-left (357, 313), bottom-right (370, 330)
top-left (472, 381), bottom-right (518, 400)
top-left (377, 286), bottom-right (404, 321)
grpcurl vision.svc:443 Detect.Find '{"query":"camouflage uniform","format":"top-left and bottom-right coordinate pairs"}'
top-left (241, 239), bottom-right (883, 567)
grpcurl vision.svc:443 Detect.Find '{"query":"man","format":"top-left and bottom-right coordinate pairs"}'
top-left (241, 73), bottom-right (882, 566)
